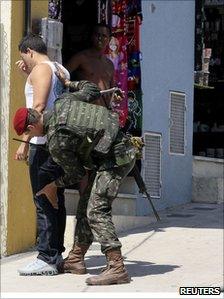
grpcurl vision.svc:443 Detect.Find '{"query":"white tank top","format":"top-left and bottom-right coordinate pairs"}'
top-left (25, 61), bottom-right (70, 144)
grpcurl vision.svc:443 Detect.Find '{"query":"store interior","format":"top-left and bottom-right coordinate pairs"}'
top-left (61, 0), bottom-right (97, 67)
top-left (194, 1), bottom-right (224, 159)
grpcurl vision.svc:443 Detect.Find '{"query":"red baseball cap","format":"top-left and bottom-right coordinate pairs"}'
top-left (13, 107), bottom-right (29, 135)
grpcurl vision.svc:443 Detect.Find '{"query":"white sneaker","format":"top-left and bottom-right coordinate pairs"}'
top-left (18, 259), bottom-right (58, 276)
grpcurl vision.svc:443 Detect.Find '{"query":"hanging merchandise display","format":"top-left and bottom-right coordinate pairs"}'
top-left (48, 0), bottom-right (62, 21)
top-left (126, 0), bottom-right (143, 134)
top-left (41, 17), bottom-right (63, 63)
top-left (104, 0), bottom-right (128, 128)
top-left (126, 90), bottom-right (142, 132)
top-left (101, 0), bottom-right (142, 131)
top-left (42, 0), bottom-right (63, 63)
top-left (97, 0), bottom-right (112, 25)
top-left (107, 34), bottom-right (128, 127)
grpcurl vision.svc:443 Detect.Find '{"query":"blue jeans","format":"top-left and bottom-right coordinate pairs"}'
top-left (29, 145), bottom-right (66, 264)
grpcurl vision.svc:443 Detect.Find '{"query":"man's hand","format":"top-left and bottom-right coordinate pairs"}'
top-left (15, 143), bottom-right (29, 161)
top-left (16, 60), bottom-right (30, 76)
top-left (54, 63), bottom-right (71, 88)
top-left (36, 181), bottom-right (58, 209)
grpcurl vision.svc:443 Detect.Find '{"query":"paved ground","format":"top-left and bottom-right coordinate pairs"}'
top-left (1, 202), bottom-right (223, 298)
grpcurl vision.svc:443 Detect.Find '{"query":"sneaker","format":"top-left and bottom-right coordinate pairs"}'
top-left (18, 258), bottom-right (58, 276)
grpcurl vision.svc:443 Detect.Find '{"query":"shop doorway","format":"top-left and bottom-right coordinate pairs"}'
top-left (61, 0), bottom-right (98, 69)
top-left (194, 1), bottom-right (224, 159)
top-left (48, 0), bottom-right (143, 138)
top-left (48, 0), bottom-right (143, 176)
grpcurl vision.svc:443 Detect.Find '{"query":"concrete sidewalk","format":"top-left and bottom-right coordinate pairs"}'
top-left (1, 202), bottom-right (223, 297)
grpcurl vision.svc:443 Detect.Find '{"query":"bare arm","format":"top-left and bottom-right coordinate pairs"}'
top-left (14, 135), bottom-right (30, 161)
top-left (65, 52), bottom-right (84, 73)
top-left (15, 63), bottom-right (52, 161)
top-left (30, 63), bottom-right (52, 112)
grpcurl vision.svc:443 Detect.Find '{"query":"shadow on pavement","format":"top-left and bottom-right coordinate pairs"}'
top-left (125, 260), bottom-right (180, 278)
top-left (85, 255), bottom-right (180, 277)
top-left (118, 202), bottom-right (224, 238)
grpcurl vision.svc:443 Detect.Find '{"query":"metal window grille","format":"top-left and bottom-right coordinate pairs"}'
top-left (169, 91), bottom-right (186, 155)
top-left (143, 132), bottom-right (162, 198)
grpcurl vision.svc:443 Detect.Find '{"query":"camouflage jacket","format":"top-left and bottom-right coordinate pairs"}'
top-left (43, 81), bottom-right (137, 187)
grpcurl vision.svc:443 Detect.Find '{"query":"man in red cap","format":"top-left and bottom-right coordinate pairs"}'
top-left (13, 108), bottom-right (29, 135)
top-left (14, 33), bottom-right (69, 276)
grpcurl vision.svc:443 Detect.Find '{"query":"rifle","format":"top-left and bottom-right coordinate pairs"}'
top-left (101, 87), bottom-right (161, 222)
top-left (132, 164), bottom-right (160, 221)
top-left (13, 138), bottom-right (36, 146)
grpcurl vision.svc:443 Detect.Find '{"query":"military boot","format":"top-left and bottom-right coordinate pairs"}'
top-left (58, 243), bottom-right (89, 274)
top-left (85, 248), bottom-right (130, 285)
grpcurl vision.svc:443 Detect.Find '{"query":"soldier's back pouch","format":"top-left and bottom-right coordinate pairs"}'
top-left (54, 97), bottom-right (119, 155)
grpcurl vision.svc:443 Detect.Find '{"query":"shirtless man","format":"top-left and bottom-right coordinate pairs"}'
top-left (66, 23), bottom-right (119, 108)
top-left (65, 23), bottom-right (122, 194)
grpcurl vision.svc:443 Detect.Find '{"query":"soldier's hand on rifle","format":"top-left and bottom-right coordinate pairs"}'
top-left (36, 181), bottom-right (58, 209)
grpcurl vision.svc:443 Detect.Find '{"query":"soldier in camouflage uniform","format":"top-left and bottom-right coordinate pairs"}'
top-left (13, 80), bottom-right (138, 285)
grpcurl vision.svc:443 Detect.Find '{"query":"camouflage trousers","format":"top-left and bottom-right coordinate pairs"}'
top-left (74, 158), bottom-right (136, 254)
